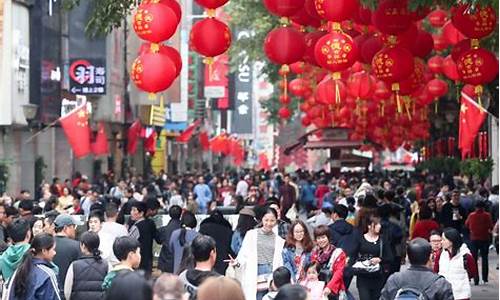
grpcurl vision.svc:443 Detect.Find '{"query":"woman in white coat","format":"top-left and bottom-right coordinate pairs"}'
top-left (434, 228), bottom-right (477, 300)
top-left (228, 207), bottom-right (285, 300)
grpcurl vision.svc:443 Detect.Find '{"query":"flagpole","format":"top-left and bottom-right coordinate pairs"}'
top-left (462, 92), bottom-right (499, 120)
top-left (23, 119), bottom-right (60, 144)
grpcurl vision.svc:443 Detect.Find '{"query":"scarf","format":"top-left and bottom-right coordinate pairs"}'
top-left (312, 244), bottom-right (334, 266)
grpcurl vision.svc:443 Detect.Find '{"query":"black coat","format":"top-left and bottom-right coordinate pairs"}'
top-left (70, 256), bottom-right (109, 300)
top-left (157, 218), bottom-right (182, 273)
top-left (199, 213), bottom-right (234, 274)
top-left (328, 219), bottom-right (360, 260)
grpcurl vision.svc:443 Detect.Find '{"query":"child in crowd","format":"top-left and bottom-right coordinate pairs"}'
top-left (300, 263), bottom-right (325, 300)
top-left (263, 267), bottom-right (292, 300)
top-left (102, 236), bottom-right (141, 290)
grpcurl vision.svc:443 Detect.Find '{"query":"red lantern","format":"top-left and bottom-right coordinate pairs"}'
top-left (452, 4), bottom-right (497, 39)
top-left (411, 30), bottom-right (434, 58)
top-left (290, 61), bottom-right (306, 74)
top-left (301, 115), bottom-right (312, 126)
top-left (278, 106), bottom-right (292, 119)
top-left (289, 78), bottom-right (310, 97)
top-left (360, 35), bottom-right (383, 64)
top-left (347, 71), bottom-right (376, 99)
top-left (442, 55), bottom-right (461, 81)
top-left (457, 48), bottom-right (499, 86)
top-left (142, 0), bottom-right (182, 22)
top-left (442, 21), bottom-right (465, 45)
top-left (451, 39), bottom-right (472, 61)
top-left (372, 45), bottom-right (415, 85)
top-left (316, 77), bottom-right (347, 105)
top-left (314, 31), bottom-right (358, 73)
top-left (353, 5), bottom-right (372, 25)
top-left (194, 0), bottom-right (229, 9)
top-left (304, 0), bottom-right (321, 19)
top-left (190, 18), bottom-right (231, 57)
top-left (264, 27), bottom-right (306, 65)
top-left (427, 9), bottom-right (448, 27)
top-left (427, 55), bottom-right (443, 74)
top-left (426, 78), bottom-right (449, 98)
top-left (263, 0), bottom-right (305, 17)
top-left (303, 31), bottom-right (327, 65)
top-left (432, 34), bottom-right (448, 51)
top-left (131, 52), bottom-right (177, 93)
top-left (399, 58), bottom-right (426, 95)
top-left (139, 43), bottom-right (182, 76)
top-left (314, 0), bottom-right (358, 22)
top-left (133, 2), bottom-right (179, 43)
top-left (291, 9), bottom-right (322, 28)
top-left (373, 81), bottom-right (391, 101)
top-left (279, 94), bottom-right (291, 104)
top-left (372, 0), bottom-right (412, 35)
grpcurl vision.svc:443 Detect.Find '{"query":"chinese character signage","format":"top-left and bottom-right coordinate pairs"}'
top-left (69, 59), bottom-right (106, 95)
top-left (230, 30), bottom-right (253, 135)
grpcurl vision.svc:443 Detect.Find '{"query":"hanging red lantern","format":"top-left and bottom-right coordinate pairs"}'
top-left (279, 94), bottom-right (291, 104)
top-left (427, 9), bottom-right (448, 27)
top-left (316, 77), bottom-right (347, 105)
top-left (432, 34), bottom-right (448, 51)
top-left (264, 27), bottom-right (306, 65)
top-left (442, 21), bottom-right (465, 45)
top-left (372, 45), bottom-right (414, 85)
top-left (190, 18), bottom-right (231, 58)
top-left (263, 0), bottom-right (305, 17)
top-left (373, 81), bottom-right (392, 101)
top-left (411, 30), bottom-right (434, 58)
top-left (399, 58), bottom-right (426, 95)
top-left (301, 115), bottom-right (312, 126)
top-left (278, 106), bottom-right (292, 119)
top-left (142, 0), bottom-right (182, 22)
top-left (139, 43), bottom-right (182, 76)
top-left (451, 39), bottom-right (472, 61)
top-left (372, 0), bottom-right (412, 35)
top-left (314, 0), bottom-right (358, 22)
top-left (314, 30), bottom-right (358, 73)
top-left (457, 47), bottom-right (499, 86)
top-left (353, 5), bottom-right (372, 25)
top-left (303, 31), bottom-right (327, 65)
top-left (451, 4), bottom-right (497, 39)
top-left (360, 35), bottom-right (383, 64)
top-left (291, 9), bottom-right (322, 28)
top-left (131, 52), bottom-right (177, 94)
top-left (347, 71), bottom-right (376, 99)
top-left (133, 2), bottom-right (179, 43)
top-left (289, 78), bottom-right (310, 97)
top-left (427, 55), bottom-right (443, 74)
top-left (426, 78), bottom-right (449, 98)
top-left (289, 61), bottom-right (306, 74)
top-left (194, 0), bottom-right (229, 9)
top-left (442, 55), bottom-right (461, 81)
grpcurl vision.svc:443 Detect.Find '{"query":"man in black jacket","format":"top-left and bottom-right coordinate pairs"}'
top-left (328, 204), bottom-right (359, 288)
top-left (380, 238), bottom-right (454, 300)
top-left (157, 205), bottom-right (182, 272)
top-left (199, 210), bottom-right (234, 274)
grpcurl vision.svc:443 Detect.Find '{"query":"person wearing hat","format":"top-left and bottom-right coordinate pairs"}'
top-left (53, 214), bottom-right (83, 290)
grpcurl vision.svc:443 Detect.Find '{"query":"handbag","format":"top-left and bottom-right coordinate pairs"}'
top-left (352, 238), bottom-right (383, 276)
top-left (318, 248), bottom-right (343, 283)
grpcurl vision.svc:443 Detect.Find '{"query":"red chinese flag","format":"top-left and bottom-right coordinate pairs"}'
top-left (176, 119), bottom-right (201, 143)
top-left (127, 120), bottom-right (142, 155)
top-left (459, 90), bottom-right (487, 159)
top-left (91, 122), bottom-right (109, 156)
top-left (59, 105), bottom-right (91, 158)
top-left (143, 128), bottom-right (157, 155)
top-left (199, 131), bottom-right (210, 151)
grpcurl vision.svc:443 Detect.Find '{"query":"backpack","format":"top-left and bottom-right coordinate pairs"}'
top-left (393, 275), bottom-right (441, 300)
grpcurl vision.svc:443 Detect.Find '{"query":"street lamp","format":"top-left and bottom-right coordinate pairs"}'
top-left (22, 103), bottom-right (38, 125)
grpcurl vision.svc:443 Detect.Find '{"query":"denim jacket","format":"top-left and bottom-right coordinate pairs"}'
top-left (282, 246), bottom-right (311, 282)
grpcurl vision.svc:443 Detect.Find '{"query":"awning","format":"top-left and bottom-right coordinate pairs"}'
top-left (176, 119), bottom-right (201, 143)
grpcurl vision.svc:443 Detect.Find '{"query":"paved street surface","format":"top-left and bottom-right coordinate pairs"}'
top-left (349, 250), bottom-right (499, 300)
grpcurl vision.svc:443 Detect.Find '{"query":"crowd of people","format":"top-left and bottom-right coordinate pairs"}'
top-left (0, 168), bottom-right (497, 300)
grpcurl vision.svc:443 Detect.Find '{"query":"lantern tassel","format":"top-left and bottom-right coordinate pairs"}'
top-left (391, 83), bottom-right (402, 114)
top-left (434, 100), bottom-right (438, 114)
top-left (404, 97), bottom-right (412, 120)
top-left (475, 85), bottom-right (483, 107)
top-left (333, 72), bottom-right (341, 105)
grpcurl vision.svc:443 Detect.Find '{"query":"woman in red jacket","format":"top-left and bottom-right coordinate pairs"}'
top-left (310, 225), bottom-right (346, 300)
top-left (412, 206), bottom-right (440, 240)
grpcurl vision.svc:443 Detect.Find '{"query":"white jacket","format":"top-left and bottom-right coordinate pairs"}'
top-left (234, 229), bottom-right (284, 300)
top-left (438, 244), bottom-right (471, 299)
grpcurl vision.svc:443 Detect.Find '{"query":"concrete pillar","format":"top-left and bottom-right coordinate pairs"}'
top-left (490, 117), bottom-right (499, 185)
